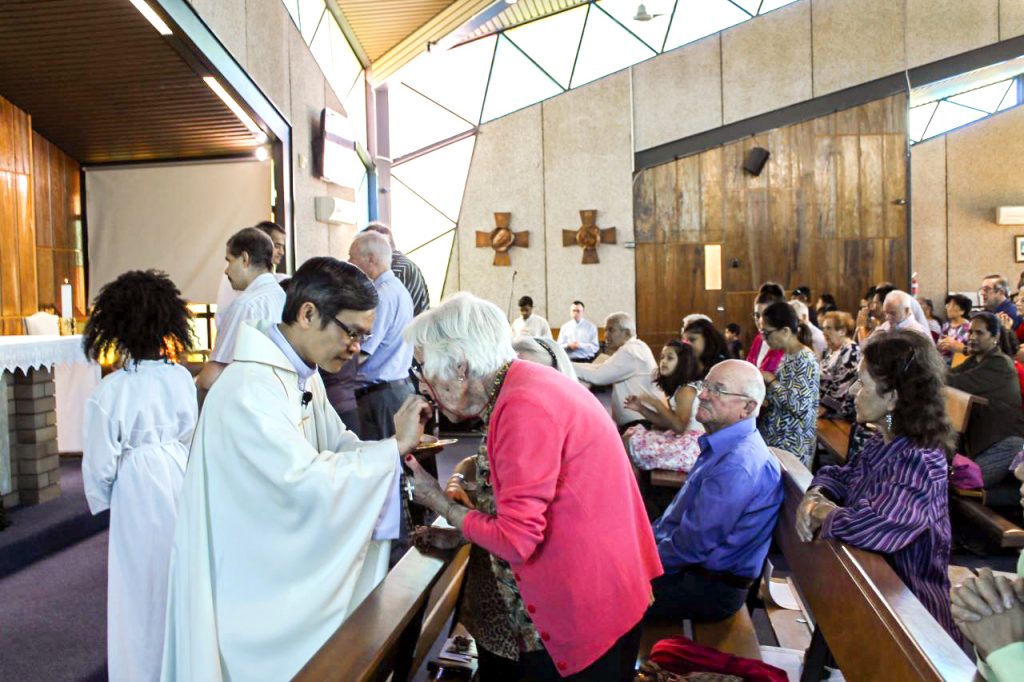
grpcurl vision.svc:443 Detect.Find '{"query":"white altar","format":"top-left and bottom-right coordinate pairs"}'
top-left (0, 335), bottom-right (100, 501)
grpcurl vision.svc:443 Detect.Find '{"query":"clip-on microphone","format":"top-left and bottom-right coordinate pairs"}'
top-left (301, 391), bottom-right (313, 407)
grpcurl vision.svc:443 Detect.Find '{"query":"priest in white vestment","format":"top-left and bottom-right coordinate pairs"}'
top-left (162, 257), bottom-right (430, 682)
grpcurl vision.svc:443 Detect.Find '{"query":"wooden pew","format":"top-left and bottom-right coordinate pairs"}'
top-left (295, 544), bottom-right (470, 682)
top-left (772, 447), bottom-right (978, 681)
top-left (815, 417), bottom-right (852, 464)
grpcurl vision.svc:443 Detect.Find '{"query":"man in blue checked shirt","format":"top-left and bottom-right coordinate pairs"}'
top-left (647, 359), bottom-right (784, 623)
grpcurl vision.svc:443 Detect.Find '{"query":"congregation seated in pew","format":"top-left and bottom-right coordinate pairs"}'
top-left (818, 310), bottom-right (860, 422)
top-left (797, 330), bottom-right (959, 639)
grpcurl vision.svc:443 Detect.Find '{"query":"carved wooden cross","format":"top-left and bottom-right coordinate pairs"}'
top-left (563, 209), bottom-right (616, 264)
top-left (476, 212), bottom-right (528, 266)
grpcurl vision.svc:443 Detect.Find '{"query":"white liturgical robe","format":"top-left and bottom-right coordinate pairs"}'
top-left (161, 321), bottom-right (401, 682)
top-left (511, 313), bottom-right (552, 340)
top-left (82, 360), bottom-right (197, 682)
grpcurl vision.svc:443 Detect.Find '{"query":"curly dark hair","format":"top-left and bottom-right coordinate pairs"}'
top-left (656, 340), bottom-right (701, 396)
top-left (83, 270), bottom-right (193, 362)
top-left (683, 318), bottom-right (729, 375)
top-left (862, 330), bottom-right (955, 457)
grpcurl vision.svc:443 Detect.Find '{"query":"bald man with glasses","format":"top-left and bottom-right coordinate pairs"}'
top-left (646, 360), bottom-right (784, 623)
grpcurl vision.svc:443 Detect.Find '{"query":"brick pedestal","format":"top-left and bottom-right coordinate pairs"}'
top-left (9, 368), bottom-right (60, 505)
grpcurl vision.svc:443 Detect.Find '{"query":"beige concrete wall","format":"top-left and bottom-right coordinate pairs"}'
top-left (189, 0), bottom-right (359, 267)
top-left (911, 106), bottom-right (1024, 300)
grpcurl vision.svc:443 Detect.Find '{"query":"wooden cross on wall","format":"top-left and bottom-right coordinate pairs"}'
top-left (476, 212), bottom-right (528, 266)
top-left (563, 209), bottom-right (616, 264)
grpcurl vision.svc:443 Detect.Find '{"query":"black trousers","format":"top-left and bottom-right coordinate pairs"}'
top-left (645, 570), bottom-right (748, 623)
top-left (476, 620), bottom-right (642, 681)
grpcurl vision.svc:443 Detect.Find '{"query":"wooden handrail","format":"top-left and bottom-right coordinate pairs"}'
top-left (772, 448), bottom-right (978, 682)
top-left (294, 544), bottom-right (464, 682)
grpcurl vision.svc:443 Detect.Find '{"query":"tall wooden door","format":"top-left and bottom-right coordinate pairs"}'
top-left (634, 94), bottom-right (908, 351)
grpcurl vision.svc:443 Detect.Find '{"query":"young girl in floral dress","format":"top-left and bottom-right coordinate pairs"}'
top-left (623, 340), bottom-right (705, 472)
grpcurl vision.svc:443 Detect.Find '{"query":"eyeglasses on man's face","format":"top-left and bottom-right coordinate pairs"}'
top-left (702, 383), bottom-right (752, 401)
top-left (328, 316), bottom-right (372, 345)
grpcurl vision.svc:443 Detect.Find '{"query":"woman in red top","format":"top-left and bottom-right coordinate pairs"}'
top-left (746, 285), bottom-right (786, 373)
top-left (403, 293), bottom-right (662, 680)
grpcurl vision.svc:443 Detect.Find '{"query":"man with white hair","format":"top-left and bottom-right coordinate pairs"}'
top-left (789, 300), bottom-right (827, 357)
top-left (871, 289), bottom-right (932, 341)
top-left (646, 359), bottom-right (783, 623)
top-left (573, 312), bottom-right (658, 428)
top-left (348, 231), bottom-right (415, 439)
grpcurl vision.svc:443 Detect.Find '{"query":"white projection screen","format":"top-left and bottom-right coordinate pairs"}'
top-left (86, 160), bottom-right (273, 304)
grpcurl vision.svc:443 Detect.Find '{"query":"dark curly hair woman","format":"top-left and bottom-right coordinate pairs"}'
top-left (80, 269), bottom-right (198, 681)
top-left (795, 329), bottom-right (959, 642)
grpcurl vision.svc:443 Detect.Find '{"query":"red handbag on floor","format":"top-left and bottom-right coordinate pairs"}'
top-left (649, 636), bottom-right (788, 682)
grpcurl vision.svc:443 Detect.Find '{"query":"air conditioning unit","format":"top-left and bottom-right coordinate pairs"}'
top-left (996, 206), bottom-right (1024, 224)
top-left (314, 196), bottom-right (356, 225)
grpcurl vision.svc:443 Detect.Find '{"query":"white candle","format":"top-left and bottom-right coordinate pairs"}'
top-left (61, 279), bottom-right (72, 320)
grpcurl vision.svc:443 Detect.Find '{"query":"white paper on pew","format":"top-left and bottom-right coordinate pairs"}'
top-left (768, 578), bottom-right (801, 611)
top-left (431, 516), bottom-right (454, 529)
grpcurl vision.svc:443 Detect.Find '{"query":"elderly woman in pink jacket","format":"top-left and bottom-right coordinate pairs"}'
top-left (403, 293), bottom-right (662, 680)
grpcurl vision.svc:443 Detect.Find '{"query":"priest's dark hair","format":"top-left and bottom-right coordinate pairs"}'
top-left (282, 257), bottom-right (378, 328)
top-left (82, 269), bottom-right (194, 362)
top-left (226, 226), bottom-right (274, 270)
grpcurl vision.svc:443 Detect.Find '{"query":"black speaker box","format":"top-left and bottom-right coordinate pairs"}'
top-left (743, 147), bottom-right (770, 176)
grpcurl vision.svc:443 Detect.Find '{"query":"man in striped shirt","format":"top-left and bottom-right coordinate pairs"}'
top-left (363, 222), bottom-right (430, 316)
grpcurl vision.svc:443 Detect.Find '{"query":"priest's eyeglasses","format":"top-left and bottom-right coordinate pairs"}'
top-left (329, 317), bottom-right (371, 345)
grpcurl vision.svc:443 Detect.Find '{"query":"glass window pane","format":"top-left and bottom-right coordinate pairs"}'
top-left (925, 100), bottom-right (986, 139)
top-left (390, 178), bottom-right (457, 255)
top-left (406, 229), bottom-right (455, 307)
top-left (998, 82), bottom-right (1019, 111)
top-left (327, 18), bottom-right (362, 104)
top-left (596, 0), bottom-right (673, 53)
top-left (728, 0), bottom-right (760, 14)
top-left (505, 5), bottom-right (588, 89)
top-left (948, 80), bottom-right (1013, 114)
top-left (345, 71), bottom-right (368, 150)
top-left (309, 17), bottom-right (334, 87)
top-left (908, 102), bottom-right (936, 142)
top-left (298, 0), bottom-right (324, 44)
top-left (391, 137), bottom-right (476, 221)
top-left (481, 36), bottom-right (562, 122)
top-left (388, 84), bottom-right (474, 158)
top-left (664, 0), bottom-right (748, 52)
top-left (394, 35), bottom-right (497, 124)
top-left (758, 0), bottom-right (800, 13)
top-left (570, 4), bottom-right (656, 88)
top-left (282, 0), bottom-right (301, 30)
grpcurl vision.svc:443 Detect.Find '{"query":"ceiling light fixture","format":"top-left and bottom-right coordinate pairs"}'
top-left (255, 146), bottom-right (270, 162)
top-left (129, 0), bottom-right (173, 36)
top-left (203, 76), bottom-right (264, 139)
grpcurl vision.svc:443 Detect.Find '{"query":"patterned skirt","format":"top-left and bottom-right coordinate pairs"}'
top-left (628, 426), bottom-right (703, 472)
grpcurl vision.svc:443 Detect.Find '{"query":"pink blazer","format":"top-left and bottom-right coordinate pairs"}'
top-left (746, 334), bottom-right (784, 373)
top-left (462, 361), bottom-right (663, 676)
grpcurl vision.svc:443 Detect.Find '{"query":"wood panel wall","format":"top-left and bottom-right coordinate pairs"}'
top-left (634, 93), bottom-right (909, 350)
top-left (33, 132), bottom-right (84, 318)
top-left (0, 96), bottom-right (37, 335)
top-left (0, 95), bottom-right (82, 335)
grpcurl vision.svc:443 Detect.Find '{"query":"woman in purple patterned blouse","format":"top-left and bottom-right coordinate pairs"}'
top-left (796, 329), bottom-right (958, 639)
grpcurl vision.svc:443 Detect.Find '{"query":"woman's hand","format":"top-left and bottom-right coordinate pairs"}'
top-left (761, 371), bottom-right (776, 385)
top-left (998, 311), bottom-right (1015, 330)
top-left (623, 394), bottom-right (643, 413)
top-left (404, 455), bottom-right (470, 530)
top-left (445, 475), bottom-right (476, 509)
top-left (411, 525), bottom-right (465, 551)
top-left (796, 488), bottom-right (836, 542)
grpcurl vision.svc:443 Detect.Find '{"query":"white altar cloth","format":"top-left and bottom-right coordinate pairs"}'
top-left (0, 334), bottom-right (99, 456)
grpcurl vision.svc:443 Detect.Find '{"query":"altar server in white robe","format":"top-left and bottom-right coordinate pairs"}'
top-left (162, 257), bottom-right (431, 682)
top-left (195, 226), bottom-right (287, 393)
top-left (80, 270), bottom-right (198, 682)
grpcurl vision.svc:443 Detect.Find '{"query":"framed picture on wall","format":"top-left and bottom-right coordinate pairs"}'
top-left (1016, 235), bottom-right (1024, 263)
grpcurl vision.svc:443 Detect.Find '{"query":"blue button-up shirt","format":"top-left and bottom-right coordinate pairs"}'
top-left (652, 417), bottom-right (783, 579)
top-left (357, 269), bottom-right (414, 387)
top-left (994, 297), bottom-right (1022, 330)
